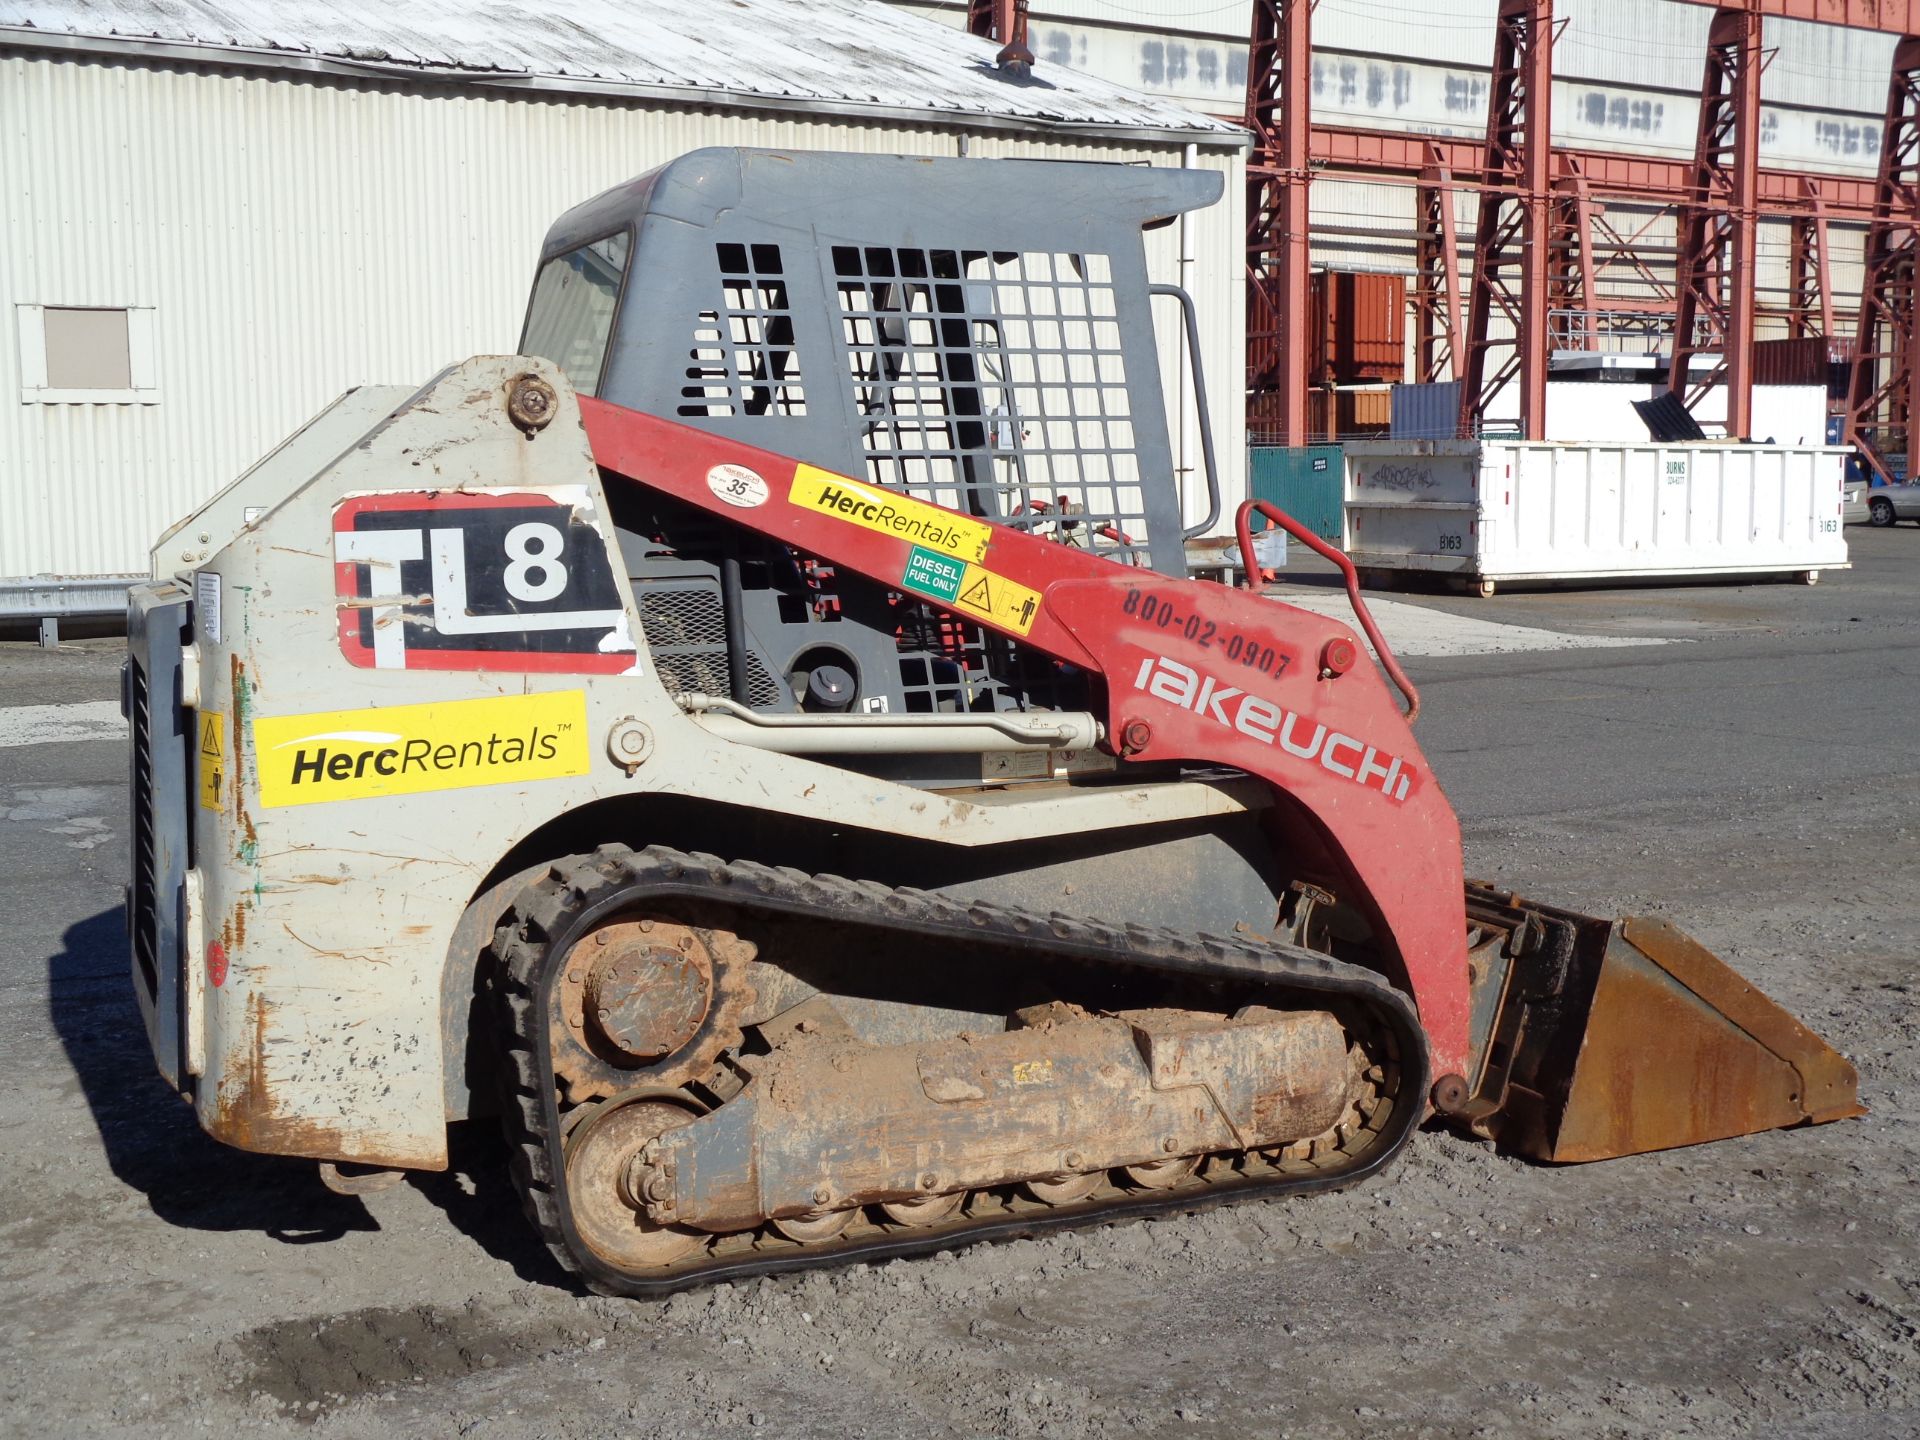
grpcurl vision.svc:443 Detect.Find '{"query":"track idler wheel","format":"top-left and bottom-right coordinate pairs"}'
top-left (1024, 1169), bottom-right (1103, 1206)
top-left (564, 1090), bottom-right (711, 1270)
top-left (772, 1209), bottom-right (857, 1243)
top-left (1122, 1155), bottom-right (1200, 1190)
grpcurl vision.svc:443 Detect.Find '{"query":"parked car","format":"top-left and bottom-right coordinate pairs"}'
top-left (1849, 482), bottom-right (1920, 527)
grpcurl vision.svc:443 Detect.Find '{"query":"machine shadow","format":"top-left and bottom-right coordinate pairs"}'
top-left (407, 1120), bottom-right (582, 1290)
top-left (47, 905), bottom-right (378, 1241)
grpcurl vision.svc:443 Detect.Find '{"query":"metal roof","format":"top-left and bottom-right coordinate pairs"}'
top-left (0, 0), bottom-right (1246, 142)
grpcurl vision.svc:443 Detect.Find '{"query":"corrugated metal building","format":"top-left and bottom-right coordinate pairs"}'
top-left (910, 0), bottom-right (1893, 425)
top-left (909, 0), bottom-right (1892, 172)
top-left (0, 0), bottom-right (1249, 606)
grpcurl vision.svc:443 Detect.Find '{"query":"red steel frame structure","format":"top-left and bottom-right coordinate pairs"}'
top-left (1458, 0), bottom-right (1555, 440)
top-left (1244, 0), bottom-right (1920, 447)
top-left (1246, 0), bottom-right (1315, 445)
top-left (1667, 4), bottom-right (1765, 437)
top-left (1412, 143), bottom-right (1465, 384)
top-left (1788, 179), bottom-right (1838, 340)
top-left (1547, 157), bottom-right (1601, 353)
top-left (1845, 38), bottom-right (1920, 483)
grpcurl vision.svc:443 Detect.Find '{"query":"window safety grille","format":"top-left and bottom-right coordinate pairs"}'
top-left (681, 243), bottom-right (807, 417)
top-left (833, 245), bottom-right (1138, 714)
top-left (832, 245), bottom-right (1146, 564)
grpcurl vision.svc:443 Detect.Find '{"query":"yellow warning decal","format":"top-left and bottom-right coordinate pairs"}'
top-left (952, 563), bottom-right (1043, 636)
top-left (198, 711), bottom-right (226, 812)
top-left (1011, 1059), bottom-right (1055, 1086)
top-left (790, 464), bottom-right (992, 563)
top-left (252, 691), bottom-right (590, 809)
top-left (897, 546), bottom-right (1044, 636)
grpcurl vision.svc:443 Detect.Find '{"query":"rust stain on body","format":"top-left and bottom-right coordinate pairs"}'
top-left (211, 990), bottom-right (438, 1170)
top-left (219, 897), bottom-right (249, 955)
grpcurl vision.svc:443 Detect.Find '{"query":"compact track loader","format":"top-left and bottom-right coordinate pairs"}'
top-left (126, 149), bottom-right (1861, 1295)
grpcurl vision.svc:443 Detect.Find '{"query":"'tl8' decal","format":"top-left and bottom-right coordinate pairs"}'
top-left (333, 487), bottom-right (637, 672)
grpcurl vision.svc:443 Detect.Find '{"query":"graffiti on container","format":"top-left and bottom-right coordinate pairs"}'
top-left (1360, 463), bottom-right (1440, 494)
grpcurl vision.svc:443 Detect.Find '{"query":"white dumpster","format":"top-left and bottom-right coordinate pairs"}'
top-left (1340, 440), bottom-right (1849, 595)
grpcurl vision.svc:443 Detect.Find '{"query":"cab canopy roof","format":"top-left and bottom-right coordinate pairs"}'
top-left (0, 0), bottom-right (1247, 144)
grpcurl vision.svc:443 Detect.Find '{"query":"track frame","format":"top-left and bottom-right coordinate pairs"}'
top-left (492, 843), bottom-right (1430, 1298)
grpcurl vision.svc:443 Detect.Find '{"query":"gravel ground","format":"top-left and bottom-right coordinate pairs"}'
top-left (2, 532), bottom-right (1916, 1440)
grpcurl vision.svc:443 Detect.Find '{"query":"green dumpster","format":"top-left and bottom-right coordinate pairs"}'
top-left (1248, 445), bottom-right (1344, 544)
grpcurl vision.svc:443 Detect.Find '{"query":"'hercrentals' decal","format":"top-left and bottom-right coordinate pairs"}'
top-left (1133, 655), bottom-right (1415, 803)
top-left (790, 464), bottom-right (992, 563)
top-left (251, 692), bottom-right (591, 808)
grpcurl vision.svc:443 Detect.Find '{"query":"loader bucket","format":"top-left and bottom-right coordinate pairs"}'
top-left (1448, 885), bottom-right (1864, 1163)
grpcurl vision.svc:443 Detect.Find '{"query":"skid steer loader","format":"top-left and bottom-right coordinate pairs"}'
top-left (125, 149), bottom-right (1861, 1296)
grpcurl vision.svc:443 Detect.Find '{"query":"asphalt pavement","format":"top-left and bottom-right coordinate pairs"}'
top-left (2, 524), bottom-right (1917, 1439)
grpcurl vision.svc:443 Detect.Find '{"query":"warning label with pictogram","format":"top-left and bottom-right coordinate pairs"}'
top-left (198, 711), bottom-right (226, 812)
top-left (950, 564), bottom-right (1042, 636)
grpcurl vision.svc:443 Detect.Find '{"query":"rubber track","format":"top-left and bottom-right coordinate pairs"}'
top-left (491, 843), bottom-right (1431, 1298)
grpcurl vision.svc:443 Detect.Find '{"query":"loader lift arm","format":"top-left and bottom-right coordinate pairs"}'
top-left (579, 393), bottom-right (1477, 1088)
top-left (580, 392), bottom-right (1864, 1162)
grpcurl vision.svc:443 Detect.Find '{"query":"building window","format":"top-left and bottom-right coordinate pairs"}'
top-left (16, 304), bottom-right (159, 403)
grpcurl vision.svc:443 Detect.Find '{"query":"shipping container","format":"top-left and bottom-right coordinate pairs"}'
top-left (1303, 386), bottom-right (1393, 441)
top-left (1309, 271), bottom-right (1407, 384)
top-left (1390, 381), bottom-right (1463, 440)
top-left (1341, 439), bottom-right (1848, 593)
top-left (1249, 445), bottom-right (1345, 543)
top-left (1752, 336), bottom-right (1856, 399)
top-left (1249, 386), bottom-right (1391, 442)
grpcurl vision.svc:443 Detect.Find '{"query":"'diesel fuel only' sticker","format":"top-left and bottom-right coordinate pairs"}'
top-left (899, 544), bottom-right (1043, 635)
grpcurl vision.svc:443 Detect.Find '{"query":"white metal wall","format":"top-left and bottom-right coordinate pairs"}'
top-left (908, 0), bottom-right (1891, 174)
top-left (0, 53), bottom-right (1246, 577)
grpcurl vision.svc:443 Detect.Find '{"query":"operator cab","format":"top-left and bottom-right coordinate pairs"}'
top-left (518, 148), bottom-right (1222, 736)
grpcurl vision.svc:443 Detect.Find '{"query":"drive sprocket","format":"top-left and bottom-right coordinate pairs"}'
top-left (543, 914), bottom-right (755, 1103)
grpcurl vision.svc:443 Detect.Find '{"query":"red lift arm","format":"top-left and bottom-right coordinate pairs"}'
top-left (578, 396), bottom-right (1474, 1084)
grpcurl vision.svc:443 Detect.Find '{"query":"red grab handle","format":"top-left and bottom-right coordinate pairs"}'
top-left (1233, 499), bottom-right (1421, 723)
